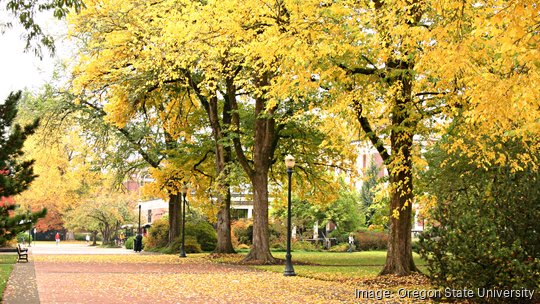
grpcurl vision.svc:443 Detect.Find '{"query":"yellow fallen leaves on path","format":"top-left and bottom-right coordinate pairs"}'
top-left (32, 254), bottom-right (436, 303)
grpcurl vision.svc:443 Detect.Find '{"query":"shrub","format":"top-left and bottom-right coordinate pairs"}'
top-left (185, 220), bottom-right (217, 252)
top-left (16, 232), bottom-right (32, 244)
top-left (125, 236), bottom-right (135, 249)
top-left (231, 219), bottom-right (252, 246)
top-left (328, 229), bottom-right (349, 244)
top-left (329, 243), bottom-right (350, 252)
top-left (293, 240), bottom-right (322, 252)
top-left (184, 236), bottom-right (202, 253)
top-left (144, 218), bottom-right (169, 250)
top-left (418, 137), bottom-right (540, 299)
top-left (354, 231), bottom-right (388, 250)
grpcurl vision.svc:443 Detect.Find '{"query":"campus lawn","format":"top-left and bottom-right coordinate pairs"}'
top-left (253, 251), bottom-right (428, 281)
top-left (211, 250), bottom-right (428, 283)
top-left (0, 254), bottom-right (17, 300)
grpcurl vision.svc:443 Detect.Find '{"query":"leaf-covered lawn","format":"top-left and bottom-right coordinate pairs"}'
top-left (32, 253), bottom-right (434, 303)
top-left (210, 250), bottom-right (428, 281)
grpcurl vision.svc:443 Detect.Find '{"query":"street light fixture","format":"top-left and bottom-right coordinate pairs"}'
top-left (179, 184), bottom-right (188, 258)
top-left (284, 154), bottom-right (296, 276)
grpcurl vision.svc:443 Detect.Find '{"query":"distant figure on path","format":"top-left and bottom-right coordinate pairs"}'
top-left (348, 233), bottom-right (354, 253)
top-left (55, 232), bottom-right (60, 246)
top-left (85, 234), bottom-right (90, 245)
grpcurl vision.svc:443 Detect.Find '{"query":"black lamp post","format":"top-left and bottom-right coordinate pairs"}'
top-left (179, 184), bottom-right (188, 258)
top-left (284, 154), bottom-right (296, 276)
top-left (134, 204), bottom-right (143, 252)
top-left (138, 204), bottom-right (141, 234)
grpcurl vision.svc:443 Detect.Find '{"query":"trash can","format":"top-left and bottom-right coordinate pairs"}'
top-left (134, 234), bottom-right (143, 252)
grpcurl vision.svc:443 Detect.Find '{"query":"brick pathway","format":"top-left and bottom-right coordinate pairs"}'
top-left (3, 244), bottom-right (359, 304)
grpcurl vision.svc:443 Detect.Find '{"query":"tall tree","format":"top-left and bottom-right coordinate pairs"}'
top-left (68, 0), bottom-right (227, 249)
top-left (273, 0), bottom-right (539, 275)
top-left (0, 91), bottom-right (44, 245)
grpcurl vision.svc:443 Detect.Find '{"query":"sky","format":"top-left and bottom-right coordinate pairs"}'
top-left (0, 11), bottom-right (68, 101)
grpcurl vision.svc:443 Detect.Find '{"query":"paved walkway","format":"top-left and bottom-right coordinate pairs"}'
top-left (3, 243), bottom-right (139, 304)
top-left (2, 260), bottom-right (39, 304)
top-left (2, 243), bottom-right (362, 303)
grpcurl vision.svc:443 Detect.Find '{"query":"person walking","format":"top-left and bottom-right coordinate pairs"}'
top-left (348, 233), bottom-right (354, 253)
top-left (55, 232), bottom-right (60, 246)
top-left (85, 234), bottom-right (90, 245)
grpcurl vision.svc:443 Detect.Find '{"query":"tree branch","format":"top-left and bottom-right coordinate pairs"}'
top-left (352, 100), bottom-right (390, 163)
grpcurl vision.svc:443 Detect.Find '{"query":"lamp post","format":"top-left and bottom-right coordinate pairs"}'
top-left (284, 154), bottom-right (296, 276)
top-left (134, 204), bottom-right (143, 252)
top-left (138, 204), bottom-right (141, 234)
top-left (179, 184), bottom-right (188, 258)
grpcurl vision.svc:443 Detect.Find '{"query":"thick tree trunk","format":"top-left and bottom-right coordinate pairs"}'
top-left (243, 172), bottom-right (275, 263)
top-left (380, 156), bottom-right (418, 275)
top-left (229, 74), bottom-right (279, 264)
top-left (215, 187), bottom-right (235, 253)
top-left (168, 194), bottom-right (181, 244)
top-left (380, 77), bottom-right (419, 276)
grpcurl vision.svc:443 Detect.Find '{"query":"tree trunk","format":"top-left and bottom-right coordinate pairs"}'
top-left (215, 187), bottom-right (235, 253)
top-left (168, 194), bottom-right (181, 244)
top-left (243, 172), bottom-right (275, 263)
top-left (380, 76), bottom-right (419, 276)
top-left (229, 74), bottom-right (279, 263)
top-left (91, 230), bottom-right (98, 246)
top-left (196, 80), bottom-right (236, 254)
top-left (379, 154), bottom-right (418, 275)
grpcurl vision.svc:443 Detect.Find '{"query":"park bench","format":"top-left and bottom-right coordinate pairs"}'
top-left (17, 244), bottom-right (28, 262)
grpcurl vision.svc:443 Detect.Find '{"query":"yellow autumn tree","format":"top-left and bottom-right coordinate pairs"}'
top-left (68, 0), bottom-right (356, 262)
top-left (269, 0), bottom-right (539, 276)
top-left (16, 112), bottom-right (102, 232)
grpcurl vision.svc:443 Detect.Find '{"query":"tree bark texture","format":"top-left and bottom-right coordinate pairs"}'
top-left (168, 194), bottom-right (181, 244)
top-left (379, 129), bottom-right (418, 275)
top-left (233, 75), bottom-right (279, 263)
top-left (215, 187), bottom-right (235, 253)
top-left (196, 79), bottom-right (236, 253)
top-left (243, 172), bottom-right (275, 263)
top-left (380, 76), bottom-right (419, 275)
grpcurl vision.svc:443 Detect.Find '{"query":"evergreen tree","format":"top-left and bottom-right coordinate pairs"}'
top-left (360, 159), bottom-right (382, 227)
top-left (0, 91), bottom-right (45, 246)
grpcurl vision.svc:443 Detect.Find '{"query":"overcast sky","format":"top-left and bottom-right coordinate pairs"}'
top-left (0, 12), bottom-right (68, 101)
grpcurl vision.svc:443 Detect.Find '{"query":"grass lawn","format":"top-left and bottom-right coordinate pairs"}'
top-left (212, 250), bottom-right (428, 282)
top-left (252, 251), bottom-right (428, 281)
top-left (0, 254), bottom-right (17, 301)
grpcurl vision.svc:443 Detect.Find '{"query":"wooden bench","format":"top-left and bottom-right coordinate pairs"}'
top-left (17, 244), bottom-right (28, 262)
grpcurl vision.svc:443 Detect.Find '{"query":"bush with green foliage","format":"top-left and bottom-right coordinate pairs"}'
top-left (272, 183), bottom-right (364, 242)
top-left (16, 231), bottom-right (32, 244)
top-left (271, 239), bottom-right (323, 252)
top-left (143, 215), bottom-right (217, 252)
top-left (329, 243), bottom-right (350, 252)
top-left (143, 217), bottom-right (169, 250)
top-left (184, 236), bottom-right (202, 253)
top-left (417, 137), bottom-right (540, 299)
top-left (125, 236), bottom-right (135, 249)
top-left (185, 220), bottom-right (217, 252)
top-left (231, 219), bottom-right (253, 246)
